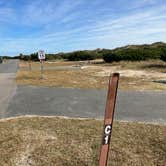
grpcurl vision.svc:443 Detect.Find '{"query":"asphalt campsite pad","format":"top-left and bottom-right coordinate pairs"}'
top-left (5, 86), bottom-right (166, 124)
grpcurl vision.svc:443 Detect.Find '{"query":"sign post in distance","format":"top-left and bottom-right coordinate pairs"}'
top-left (38, 50), bottom-right (45, 79)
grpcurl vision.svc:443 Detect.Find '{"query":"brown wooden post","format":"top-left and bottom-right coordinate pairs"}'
top-left (40, 60), bottom-right (44, 79)
top-left (28, 58), bottom-right (31, 71)
top-left (99, 73), bottom-right (120, 166)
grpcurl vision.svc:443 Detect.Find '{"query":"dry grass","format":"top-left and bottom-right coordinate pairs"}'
top-left (0, 116), bottom-right (165, 166)
top-left (113, 60), bottom-right (166, 73)
top-left (17, 60), bottom-right (166, 90)
top-left (16, 69), bottom-right (108, 89)
top-left (20, 60), bottom-right (81, 68)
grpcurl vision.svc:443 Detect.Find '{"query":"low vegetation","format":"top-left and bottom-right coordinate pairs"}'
top-left (103, 42), bottom-right (166, 62)
top-left (18, 42), bottom-right (166, 62)
top-left (19, 50), bottom-right (102, 61)
top-left (161, 53), bottom-right (166, 62)
top-left (0, 116), bottom-right (165, 166)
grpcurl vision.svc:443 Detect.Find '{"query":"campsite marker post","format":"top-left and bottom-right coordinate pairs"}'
top-left (38, 50), bottom-right (45, 79)
top-left (28, 55), bottom-right (31, 71)
top-left (99, 73), bottom-right (120, 166)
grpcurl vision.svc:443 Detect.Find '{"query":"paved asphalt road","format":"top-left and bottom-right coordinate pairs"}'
top-left (0, 59), bottom-right (18, 73)
top-left (6, 86), bottom-right (166, 124)
top-left (0, 60), bottom-right (166, 124)
top-left (0, 60), bottom-right (18, 118)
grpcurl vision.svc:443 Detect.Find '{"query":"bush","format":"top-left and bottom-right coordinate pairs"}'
top-left (103, 51), bottom-right (120, 62)
top-left (160, 48), bottom-right (166, 62)
top-left (103, 48), bottom-right (165, 63)
top-left (30, 53), bottom-right (38, 61)
top-left (66, 51), bottom-right (96, 61)
top-left (161, 55), bottom-right (166, 61)
top-left (46, 54), bottom-right (62, 61)
top-left (19, 53), bottom-right (31, 61)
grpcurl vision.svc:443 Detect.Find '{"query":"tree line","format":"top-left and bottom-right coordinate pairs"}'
top-left (19, 49), bottom-right (103, 61)
top-left (11, 42), bottom-right (166, 62)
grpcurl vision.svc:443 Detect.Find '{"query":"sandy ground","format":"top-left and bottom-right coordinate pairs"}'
top-left (81, 65), bottom-right (166, 79)
top-left (25, 60), bottom-right (166, 79)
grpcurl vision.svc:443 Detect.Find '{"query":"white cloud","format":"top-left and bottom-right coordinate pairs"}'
top-left (20, 0), bottom-right (84, 25)
top-left (1, 0), bottom-right (166, 55)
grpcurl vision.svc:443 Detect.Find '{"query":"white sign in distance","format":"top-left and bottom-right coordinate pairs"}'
top-left (38, 50), bottom-right (45, 60)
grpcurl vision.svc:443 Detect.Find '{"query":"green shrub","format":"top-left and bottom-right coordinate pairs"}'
top-left (46, 54), bottom-right (62, 61)
top-left (19, 53), bottom-right (31, 61)
top-left (160, 48), bottom-right (166, 62)
top-left (103, 51), bottom-right (120, 62)
top-left (66, 51), bottom-right (96, 61)
top-left (103, 48), bottom-right (164, 63)
top-left (30, 53), bottom-right (38, 61)
top-left (160, 54), bottom-right (166, 62)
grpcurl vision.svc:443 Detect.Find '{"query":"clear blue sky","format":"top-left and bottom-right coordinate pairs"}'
top-left (0, 0), bottom-right (166, 56)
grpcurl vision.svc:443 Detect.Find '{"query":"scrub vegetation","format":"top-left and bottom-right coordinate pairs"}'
top-left (17, 42), bottom-right (166, 62)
